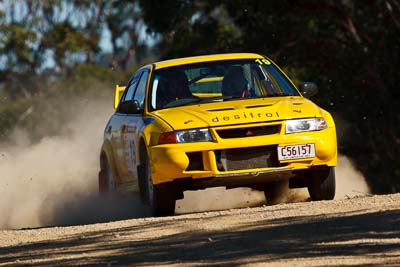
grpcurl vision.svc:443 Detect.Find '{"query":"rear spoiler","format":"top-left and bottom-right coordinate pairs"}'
top-left (114, 85), bottom-right (126, 110)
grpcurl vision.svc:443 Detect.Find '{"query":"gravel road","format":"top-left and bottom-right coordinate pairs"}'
top-left (0, 193), bottom-right (399, 266)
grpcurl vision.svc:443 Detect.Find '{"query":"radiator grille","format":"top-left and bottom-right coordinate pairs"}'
top-left (216, 125), bottom-right (280, 139)
top-left (217, 146), bottom-right (280, 171)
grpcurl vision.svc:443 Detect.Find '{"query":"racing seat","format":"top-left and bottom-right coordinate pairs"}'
top-left (221, 65), bottom-right (249, 98)
top-left (156, 70), bottom-right (193, 108)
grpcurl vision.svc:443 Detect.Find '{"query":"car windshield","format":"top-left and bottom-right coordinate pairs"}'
top-left (149, 58), bottom-right (299, 110)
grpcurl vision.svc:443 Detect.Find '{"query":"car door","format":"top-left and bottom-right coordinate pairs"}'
top-left (108, 71), bottom-right (142, 188)
top-left (118, 69), bottom-right (150, 191)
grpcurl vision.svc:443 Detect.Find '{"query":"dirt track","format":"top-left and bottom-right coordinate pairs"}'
top-left (0, 193), bottom-right (399, 266)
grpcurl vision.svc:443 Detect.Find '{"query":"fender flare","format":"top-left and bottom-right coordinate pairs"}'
top-left (100, 140), bottom-right (120, 184)
top-left (137, 135), bottom-right (149, 168)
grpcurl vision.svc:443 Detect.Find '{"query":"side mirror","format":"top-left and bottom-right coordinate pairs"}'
top-left (114, 85), bottom-right (126, 110)
top-left (298, 82), bottom-right (318, 98)
top-left (117, 100), bottom-right (141, 114)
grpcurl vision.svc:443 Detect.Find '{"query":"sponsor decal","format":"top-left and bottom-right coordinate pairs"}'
top-left (143, 117), bottom-right (154, 125)
top-left (123, 126), bottom-right (136, 133)
top-left (212, 111), bottom-right (280, 122)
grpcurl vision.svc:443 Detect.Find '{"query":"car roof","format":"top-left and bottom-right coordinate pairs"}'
top-left (152, 53), bottom-right (264, 70)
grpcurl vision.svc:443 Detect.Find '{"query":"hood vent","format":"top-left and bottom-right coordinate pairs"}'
top-left (245, 104), bottom-right (273, 109)
top-left (207, 108), bottom-right (235, 112)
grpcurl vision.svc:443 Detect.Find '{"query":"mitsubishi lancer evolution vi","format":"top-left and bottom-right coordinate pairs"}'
top-left (98, 53), bottom-right (337, 216)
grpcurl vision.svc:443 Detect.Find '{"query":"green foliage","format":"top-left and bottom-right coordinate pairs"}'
top-left (0, 0), bottom-right (145, 74)
top-left (1, 0), bottom-right (400, 193)
top-left (1, 23), bottom-right (37, 67)
top-left (0, 98), bottom-right (31, 139)
top-left (0, 64), bottom-right (126, 143)
top-left (46, 22), bottom-right (99, 67)
top-left (139, 0), bottom-right (189, 34)
top-left (139, 0), bottom-right (400, 193)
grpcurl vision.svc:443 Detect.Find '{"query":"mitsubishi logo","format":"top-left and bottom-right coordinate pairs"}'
top-left (245, 129), bottom-right (254, 136)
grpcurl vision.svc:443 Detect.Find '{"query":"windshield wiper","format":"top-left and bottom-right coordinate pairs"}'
top-left (267, 92), bottom-right (294, 97)
top-left (174, 94), bottom-right (291, 108)
top-left (177, 96), bottom-right (234, 106)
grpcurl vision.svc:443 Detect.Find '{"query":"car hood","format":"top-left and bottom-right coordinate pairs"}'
top-left (152, 97), bottom-right (323, 130)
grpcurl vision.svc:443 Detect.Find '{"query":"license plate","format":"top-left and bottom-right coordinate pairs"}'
top-left (277, 144), bottom-right (315, 160)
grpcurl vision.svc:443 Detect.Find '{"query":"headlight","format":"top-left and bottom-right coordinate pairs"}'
top-left (159, 128), bottom-right (213, 144)
top-left (176, 128), bottom-right (212, 143)
top-left (285, 118), bottom-right (327, 134)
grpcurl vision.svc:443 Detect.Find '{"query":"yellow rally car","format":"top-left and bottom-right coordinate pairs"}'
top-left (99, 53), bottom-right (337, 216)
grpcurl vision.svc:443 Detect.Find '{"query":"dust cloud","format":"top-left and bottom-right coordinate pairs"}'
top-left (0, 98), bottom-right (145, 229)
top-left (176, 187), bottom-right (266, 214)
top-left (176, 155), bottom-right (371, 213)
top-left (335, 155), bottom-right (370, 198)
top-left (0, 96), bottom-right (370, 228)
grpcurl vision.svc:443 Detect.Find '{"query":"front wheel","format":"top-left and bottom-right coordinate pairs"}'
top-left (263, 180), bottom-right (289, 205)
top-left (150, 185), bottom-right (176, 216)
top-left (140, 150), bottom-right (176, 216)
top-left (307, 167), bottom-right (336, 201)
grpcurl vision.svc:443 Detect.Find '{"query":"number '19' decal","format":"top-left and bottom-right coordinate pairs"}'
top-left (255, 58), bottom-right (271, 65)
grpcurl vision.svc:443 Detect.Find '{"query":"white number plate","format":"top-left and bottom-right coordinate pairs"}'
top-left (277, 144), bottom-right (315, 160)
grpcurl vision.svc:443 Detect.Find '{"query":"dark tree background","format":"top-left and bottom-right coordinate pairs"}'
top-left (1, 0), bottom-right (399, 193)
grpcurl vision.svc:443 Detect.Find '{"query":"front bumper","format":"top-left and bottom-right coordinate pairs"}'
top-left (149, 124), bottom-right (337, 186)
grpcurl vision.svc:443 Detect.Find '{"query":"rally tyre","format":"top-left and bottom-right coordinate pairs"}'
top-left (141, 149), bottom-right (176, 216)
top-left (99, 158), bottom-right (116, 194)
top-left (264, 180), bottom-right (289, 205)
top-left (151, 186), bottom-right (176, 217)
top-left (308, 167), bottom-right (336, 201)
top-left (137, 163), bottom-right (148, 202)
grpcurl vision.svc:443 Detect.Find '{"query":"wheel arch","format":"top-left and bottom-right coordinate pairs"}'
top-left (137, 136), bottom-right (151, 203)
top-left (99, 140), bottom-right (119, 182)
top-left (138, 136), bottom-right (149, 167)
